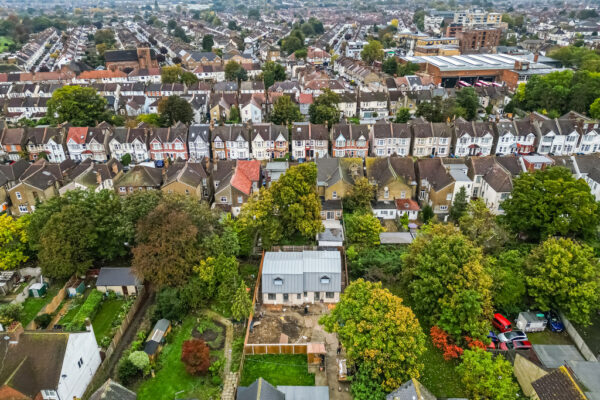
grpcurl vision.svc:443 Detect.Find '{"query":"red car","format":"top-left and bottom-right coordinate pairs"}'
top-left (492, 313), bottom-right (512, 332)
top-left (498, 340), bottom-right (532, 351)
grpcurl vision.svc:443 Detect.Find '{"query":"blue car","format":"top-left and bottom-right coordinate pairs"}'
top-left (544, 311), bottom-right (565, 332)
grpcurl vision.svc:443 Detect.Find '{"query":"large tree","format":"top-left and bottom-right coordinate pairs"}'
top-left (320, 280), bottom-right (426, 392)
top-left (501, 167), bottom-right (600, 241)
top-left (343, 177), bottom-right (376, 213)
top-left (46, 85), bottom-right (108, 126)
top-left (270, 95), bottom-right (303, 126)
top-left (487, 250), bottom-right (527, 315)
top-left (345, 212), bottom-right (384, 247)
top-left (360, 40), bottom-right (384, 64)
top-left (526, 237), bottom-right (600, 325)
top-left (224, 60), bottom-right (247, 82)
top-left (231, 281), bottom-right (252, 321)
top-left (403, 224), bottom-right (493, 341)
top-left (457, 349), bottom-right (520, 400)
top-left (456, 87), bottom-right (479, 120)
top-left (158, 95), bottom-right (194, 125)
top-left (459, 199), bottom-right (507, 253)
top-left (309, 89), bottom-right (340, 128)
top-left (450, 186), bottom-right (468, 222)
top-left (262, 61), bottom-right (286, 89)
top-left (202, 34), bottom-right (214, 52)
top-left (0, 214), bottom-right (29, 270)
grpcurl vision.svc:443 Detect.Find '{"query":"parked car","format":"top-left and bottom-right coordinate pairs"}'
top-left (498, 340), bottom-right (532, 351)
top-left (497, 330), bottom-right (528, 343)
top-left (492, 313), bottom-right (512, 333)
top-left (544, 311), bottom-right (565, 332)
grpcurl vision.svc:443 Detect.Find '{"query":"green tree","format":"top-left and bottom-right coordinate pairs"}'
top-left (397, 61), bottom-right (420, 77)
top-left (457, 349), bottom-right (520, 400)
top-left (420, 204), bottom-right (434, 223)
top-left (361, 40), bottom-right (384, 64)
top-left (526, 237), bottom-right (600, 325)
top-left (228, 105), bottom-right (241, 123)
top-left (38, 204), bottom-right (97, 279)
top-left (224, 60), bottom-right (247, 82)
top-left (46, 86), bottom-right (107, 126)
top-left (456, 87), bottom-right (479, 120)
top-left (0, 214), bottom-right (29, 270)
top-left (320, 279), bottom-right (426, 392)
top-left (262, 61), bottom-right (286, 89)
top-left (153, 286), bottom-right (190, 321)
top-left (450, 186), bottom-right (468, 222)
top-left (270, 95), bottom-right (303, 126)
top-left (120, 153), bottom-right (131, 166)
top-left (403, 224), bottom-right (493, 341)
top-left (94, 29), bottom-right (116, 47)
top-left (167, 19), bottom-right (177, 30)
top-left (382, 57), bottom-right (398, 75)
top-left (309, 89), bottom-right (340, 128)
top-left (343, 177), bottom-right (376, 213)
top-left (345, 212), bottom-right (384, 246)
top-left (181, 71), bottom-right (198, 86)
top-left (0, 303), bottom-right (23, 326)
top-left (202, 34), bottom-right (214, 51)
top-left (413, 10), bottom-right (425, 31)
top-left (394, 108), bottom-right (411, 123)
top-left (158, 95), bottom-right (194, 125)
top-left (173, 26), bottom-right (190, 43)
top-left (294, 48), bottom-right (307, 60)
top-left (129, 351), bottom-right (150, 375)
top-left (231, 281), bottom-right (252, 321)
top-left (459, 199), bottom-right (507, 253)
top-left (488, 250), bottom-right (527, 314)
top-left (590, 97), bottom-right (600, 119)
top-left (501, 167), bottom-right (600, 241)
top-left (282, 36), bottom-right (303, 55)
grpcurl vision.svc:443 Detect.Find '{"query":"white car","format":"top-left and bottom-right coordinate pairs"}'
top-left (497, 330), bottom-right (528, 343)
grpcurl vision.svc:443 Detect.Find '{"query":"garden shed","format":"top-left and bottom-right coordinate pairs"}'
top-left (96, 267), bottom-right (141, 296)
top-left (28, 282), bottom-right (47, 298)
top-left (67, 279), bottom-right (85, 298)
top-left (144, 319), bottom-right (171, 361)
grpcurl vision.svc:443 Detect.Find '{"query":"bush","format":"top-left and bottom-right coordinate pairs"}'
top-left (65, 290), bottom-right (104, 331)
top-left (0, 303), bottom-right (23, 325)
top-left (118, 356), bottom-right (139, 385)
top-left (181, 338), bottom-right (211, 375)
top-left (34, 313), bottom-right (52, 329)
top-left (430, 326), bottom-right (464, 360)
top-left (153, 287), bottom-right (189, 323)
top-left (129, 350), bottom-right (150, 374)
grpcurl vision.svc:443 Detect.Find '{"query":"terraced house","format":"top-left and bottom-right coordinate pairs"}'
top-left (371, 121), bottom-right (412, 156)
top-left (411, 120), bottom-right (452, 157)
top-left (211, 125), bottom-right (250, 160)
top-left (250, 123), bottom-right (289, 160)
top-left (148, 123), bottom-right (188, 161)
top-left (109, 127), bottom-right (150, 163)
top-left (331, 122), bottom-right (369, 158)
top-left (453, 119), bottom-right (495, 157)
top-left (291, 122), bottom-right (329, 160)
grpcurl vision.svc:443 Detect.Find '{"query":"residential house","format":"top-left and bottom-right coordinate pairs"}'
top-left (0, 327), bottom-right (101, 400)
top-left (395, 198), bottom-right (420, 221)
top-left (366, 156), bottom-right (417, 202)
top-left (453, 119), bottom-right (495, 157)
top-left (467, 156), bottom-right (512, 214)
top-left (555, 118), bottom-right (582, 155)
top-left (237, 378), bottom-right (329, 400)
top-left (114, 165), bottom-right (162, 195)
top-left (59, 158), bottom-right (123, 194)
top-left (89, 379), bottom-right (137, 400)
top-left (331, 122), bottom-right (369, 158)
top-left (212, 159), bottom-right (261, 216)
top-left (573, 154), bottom-right (600, 201)
top-left (371, 121), bottom-right (412, 157)
top-left (411, 120), bottom-right (452, 157)
top-left (291, 122), bottom-right (329, 160)
top-left (211, 125), bottom-right (250, 160)
top-left (513, 120), bottom-right (538, 154)
top-left (85, 125), bottom-right (113, 162)
top-left (109, 127), bottom-right (150, 164)
top-left (184, 51), bottom-right (222, 70)
top-left (337, 91), bottom-right (358, 118)
top-left (0, 159), bottom-right (29, 211)
top-left (24, 127), bottom-right (47, 161)
top-left (162, 161), bottom-right (211, 201)
top-left (358, 91), bottom-right (388, 120)
top-left (298, 93), bottom-right (313, 116)
top-left (209, 93), bottom-right (237, 122)
top-left (0, 128), bottom-right (26, 161)
top-left (250, 123), bottom-right (289, 160)
top-left (536, 118), bottom-right (569, 155)
top-left (240, 81), bottom-right (265, 94)
top-left (444, 159), bottom-right (474, 199)
top-left (495, 120), bottom-right (518, 155)
top-left (417, 157), bottom-right (455, 215)
top-left (577, 122), bottom-right (600, 154)
top-left (67, 127), bottom-right (90, 161)
top-left (386, 379), bottom-right (437, 400)
top-left (264, 161), bottom-right (289, 187)
top-left (8, 159), bottom-right (73, 215)
top-left (316, 157), bottom-right (363, 200)
top-left (261, 250), bottom-right (342, 305)
top-left (240, 95), bottom-right (263, 123)
top-left (148, 123), bottom-right (189, 161)
top-left (187, 124), bottom-right (211, 160)
top-left (42, 126), bottom-right (67, 163)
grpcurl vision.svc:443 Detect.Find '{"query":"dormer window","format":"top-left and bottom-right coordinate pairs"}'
top-left (320, 276), bottom-right (330, 284)
top-left (273, 277), bottom-right (283, 286)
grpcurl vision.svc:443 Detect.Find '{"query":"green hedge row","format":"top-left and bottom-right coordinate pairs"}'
top-left (65, 289), bottom-right (104, 331)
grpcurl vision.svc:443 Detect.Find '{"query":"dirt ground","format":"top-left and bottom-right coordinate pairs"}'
top-left (247, 306), bottom-right (316, 344)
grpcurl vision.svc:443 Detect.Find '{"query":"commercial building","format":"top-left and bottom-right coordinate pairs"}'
top-left (456, 28), bottom-right (502, 54)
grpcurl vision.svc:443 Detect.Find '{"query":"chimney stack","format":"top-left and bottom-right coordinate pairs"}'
top-left (533, 53), bottom-right (539, 63)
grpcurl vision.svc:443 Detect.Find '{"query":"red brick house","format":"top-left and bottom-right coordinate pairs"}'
top-left (148, 122), bottom-right (189, 161)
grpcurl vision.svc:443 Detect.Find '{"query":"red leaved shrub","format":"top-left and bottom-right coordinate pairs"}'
top-left (181, 338), bottom-right (211, 375)
top-left (430, 326), bottom-right (464, 360)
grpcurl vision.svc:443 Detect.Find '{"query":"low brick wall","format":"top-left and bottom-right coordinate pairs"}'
top-left (559, 311), bottom-right (597, 362)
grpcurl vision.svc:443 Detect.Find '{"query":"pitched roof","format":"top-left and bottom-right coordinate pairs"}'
top-left (89, 379), bottom-right (137, 400)
top-left (532, 366), bottom-right (587, 400)
top-left (67, 127), bottom-right (89, 144)
top-left (291, 123), bottom-right (329, 141)
top-left (96, 267), bottom-right (140, 287)
top-left (164, 162), bottom-right (208, 188)
top-left (366, 156), bottom-right (415, 186)
top-left (236, 378), bottom-right (285, 400)
top-left (385, 378), bottom-right (436, 400)
top-left (418, 158), bottom-right (453, 191)
top-left (114, 165), bottom-right (162, 188)
top-left (231, 160), bottom-right (261, 195)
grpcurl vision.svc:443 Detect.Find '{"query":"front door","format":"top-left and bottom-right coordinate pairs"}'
top-left (315, 292), bottom-right (320, 301)
top-left (122, 286), bottom-right (129, 296)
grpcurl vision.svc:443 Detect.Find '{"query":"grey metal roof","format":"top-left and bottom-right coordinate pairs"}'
top-left (277, 386), bottom-right (330, 400)
top-left (262, 251), bottom-right (341, 294)
top-left (237, 378), bottom-right (285, 400)
top-left (96, 267), bottom-right (140, 287)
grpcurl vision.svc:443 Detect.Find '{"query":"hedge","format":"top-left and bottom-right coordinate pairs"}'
top-left (65, 289), bottom-right (104, 331)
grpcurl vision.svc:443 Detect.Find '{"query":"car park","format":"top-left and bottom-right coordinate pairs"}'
top-left (544, 311), bottom-right (565, 332)
top-left (492, 313), bottom-right (512, 332)
top-left (497, 330), bottom-right (528, 343)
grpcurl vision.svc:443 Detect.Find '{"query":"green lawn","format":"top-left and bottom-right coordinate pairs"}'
top-left (528, 330), bottom-right (572, 345)
top-left (92, 298), bottom-right (126, 344)
top-left (0, 36), bottom-right (14, 52)
top-left (240, 354), bottom-right (315, 386)
top-left (419, 338), bottom-right (467, 398)
top-left (19, 284), bottom-right (62, 326)
top-left (136, 315), bottom-right (222, 400)
top-left (58, 297), bottom-right (85, 326)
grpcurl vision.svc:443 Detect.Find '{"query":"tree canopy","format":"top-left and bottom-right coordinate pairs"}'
top-left (457, 349), bottom-right (520, 400)
top-left (526, 237), bottom-right (600, 325)
top-left (270, 95), bottom-right (303, 126)
top-left (261, 61), bottom-right (286, 89)
top-left (0, 214), bottom-right (29, 270)
top-left (345, 212), bottom-right (384, 247)
top-left (309, 89), bottom-right (340, 128)
top-left (501, 167), bottom-right (599, 241)
top-left (361, 40), bottom-right (384, 64)
top-left (320, 279), bottom-right (426, 392)
top-left (158, 95), bottom-right (194, 125)
top-left (224, 60), bottom-right (248, 82)
top-left (46, 85), bottom-right (108, 126)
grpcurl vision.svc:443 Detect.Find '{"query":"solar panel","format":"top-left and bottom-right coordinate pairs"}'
top-left (422, 56), bottom-right (447, 67)
top-left (454, 56), bottom-right (481, 65)
top-left (438, 56), bottom-right (463, 66)
top-left (469, 55), bottom-right (500, 65)
top-left (486, 54), bottom-right (519, 64)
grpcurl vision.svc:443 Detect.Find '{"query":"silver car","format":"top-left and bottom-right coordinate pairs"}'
top-left (497, 330), bottom-right (528, 343)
